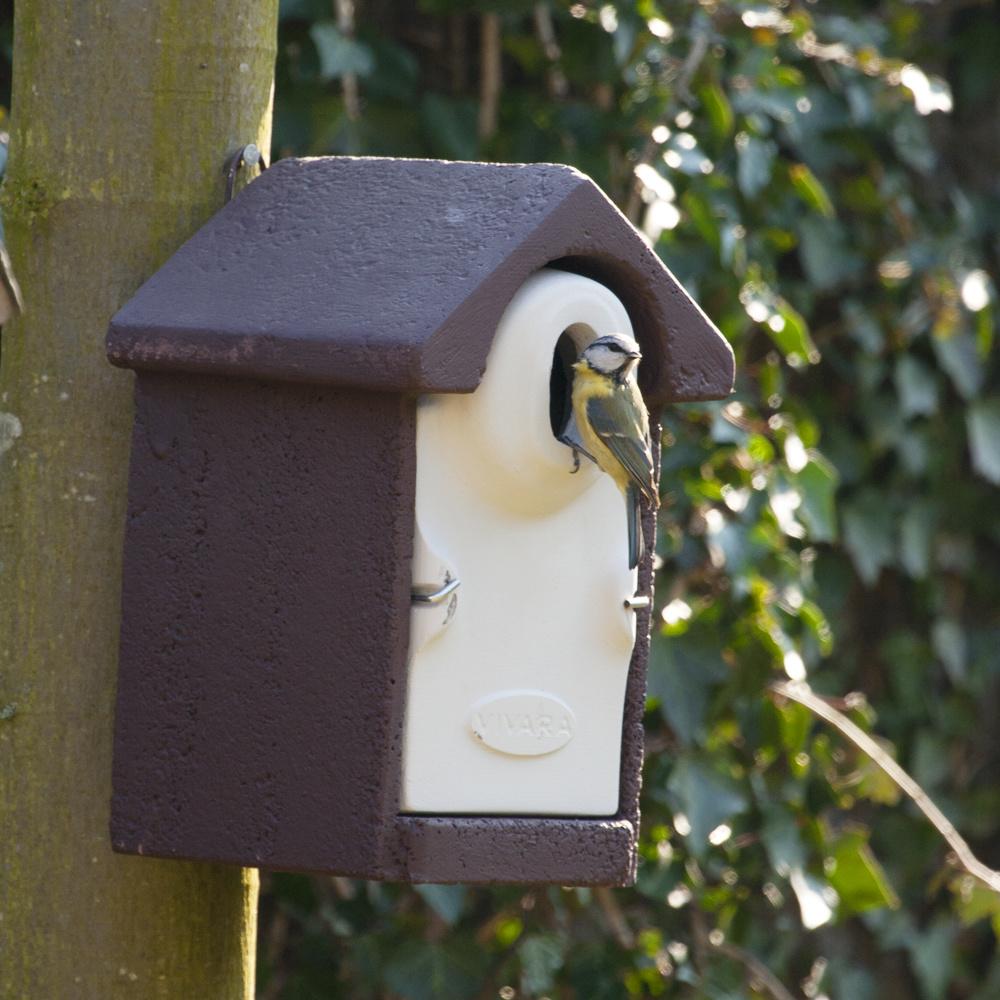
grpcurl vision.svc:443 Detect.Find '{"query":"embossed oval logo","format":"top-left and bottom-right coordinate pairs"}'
top-left (469, 690), bottom-right (575, 757)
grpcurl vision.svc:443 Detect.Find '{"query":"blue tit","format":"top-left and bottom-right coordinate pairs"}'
top-left (570, 333), bottom-right (658, 569)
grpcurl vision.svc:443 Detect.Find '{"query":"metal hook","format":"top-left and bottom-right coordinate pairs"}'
top-left (224, 143), bottom-right (268, 204)
top-left (411, 577), bottom-right (461, 605)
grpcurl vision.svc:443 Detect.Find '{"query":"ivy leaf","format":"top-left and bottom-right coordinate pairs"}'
top-left (420, 93), bottom-right (479, 160)
top-left (789, 162), bottom-right (835, 218)
top-left (665, 758), bottom-right (748, 854)
top-left (966, 397), bottom-right (1000, 484)
top-left (383, 941), bottom-right (485, 1000)
top-left (768, 296), bottom-right (820, 365)
top-left (933, 333), bottom-right (984, 400)
top-left (841, 491), bottom-right (896, 585)
top-left (907, 918), bottom-right (956, 1000)
top-left (310, 21), bottom-right (375, 80)
top-left (825, 831), bottom-right (900, 914)
top-left (737, 134), bottom-right (777, 199)
top-left (518, 934), bottom-right (564, 995)
top-left (647, 631), bottom-right (727, 745)
top-left (894, 355), bottom-right (939, 417)
top-left (414, 884), bottom-right (467, 927)
top-left (795, 455), bottom-right (839, 542)
top-left (699, 81), bottom-right (734, 137)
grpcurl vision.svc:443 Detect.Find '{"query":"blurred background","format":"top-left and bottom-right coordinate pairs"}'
top-left (265, 2), bottom-right (1000, 997)
top-left (8, 0), bottom-right (1000, 996)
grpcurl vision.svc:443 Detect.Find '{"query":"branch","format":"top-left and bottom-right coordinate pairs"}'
top-left (594, 886), bottom-right (636, 950)
top-left (335, 0), bottom-right (361, 120)
top-left (770, 680), bottom-right (1000, 895)
top-left (533, 4), bottom-right (568, 99)
top-left (691, 906), bottom-right (798, 1000)
top-left (478, 14), bottom-right (502, 140)
top-left (709, 942), bottom-right (799, 1000)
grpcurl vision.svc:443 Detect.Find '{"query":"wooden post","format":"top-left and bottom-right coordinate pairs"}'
top-left (0, 1), bottom-right (278, 995)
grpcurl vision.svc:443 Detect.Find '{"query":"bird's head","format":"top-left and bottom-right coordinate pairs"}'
top-left (577, 333), bottom-right (642, 382)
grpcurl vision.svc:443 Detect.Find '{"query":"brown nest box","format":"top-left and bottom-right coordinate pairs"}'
top-left (107, 156), bottom-right (733, 885)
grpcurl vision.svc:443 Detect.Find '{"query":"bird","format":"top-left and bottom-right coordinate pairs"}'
top-left (570, 333), bottom-right (658, 569)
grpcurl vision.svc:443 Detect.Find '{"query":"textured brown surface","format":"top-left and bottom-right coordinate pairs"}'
top-left (111, 374), bottom-right (417, 874)
top-left (107, 157), bottom-right (733, 405)
top-left (109, 157), bottom-right (731, 885)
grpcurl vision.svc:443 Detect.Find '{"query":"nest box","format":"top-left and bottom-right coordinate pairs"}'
top-left (106, 156), bottom-right (734, 885)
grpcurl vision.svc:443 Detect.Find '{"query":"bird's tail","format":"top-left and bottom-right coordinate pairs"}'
top-left (627, 484), bottom-right (643, 570)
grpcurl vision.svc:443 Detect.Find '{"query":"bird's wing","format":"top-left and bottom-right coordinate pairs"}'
top-left (586, 393), bottom-right (657, 504)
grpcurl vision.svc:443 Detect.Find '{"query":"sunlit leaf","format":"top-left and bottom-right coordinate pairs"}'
top-left (789, 163), bottom-right (835, 218)
top-left (826, 831), bottom-right (900, 914)
top-left (699, 81), bottom-right (734, 137)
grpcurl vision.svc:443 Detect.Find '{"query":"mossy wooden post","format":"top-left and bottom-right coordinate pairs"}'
top-left (0, 2), bottom-right (278, 996)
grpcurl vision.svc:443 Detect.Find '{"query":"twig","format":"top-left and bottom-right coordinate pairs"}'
top-left (594, 886), bottom-right (635, 949)
top-left (335, 0), bottom-right (361, 120)
top-left (478, 13), bottom-right (502, 140)
top-left (533, 3), bottom-right (568, 98)
top-left (674, 29), bottom-right (710, 104)
top-left (769, 680), bottom-right (1000, 894)
top-left (691, 905), bottom-right (798, 1000)
top-left (709, 939), bottom-right (799, 1000)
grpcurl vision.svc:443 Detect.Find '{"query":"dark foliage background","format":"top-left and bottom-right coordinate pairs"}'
top-left (258, 1), bottom-right (1000, 998)
top-left (1, 0), bottom-right (984, 997)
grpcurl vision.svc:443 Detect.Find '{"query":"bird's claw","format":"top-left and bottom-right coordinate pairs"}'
top-left (569, 448), bottom-right (581, 474)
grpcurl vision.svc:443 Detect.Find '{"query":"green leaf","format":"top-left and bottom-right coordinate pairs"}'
top-left (767, 297), bottom-right (820, 365)
top-left (789, 163), bottom-right (835, 218)
top-left (907, 918), bottom-right (956, 1000)
top-left (309, 21), bottom-right (375, 80)
top-left (898, 500), bottom-right (936, 579)
top-left (736, 134), bottom-right (777, 199)
top-left (826, 831), bottom-right (900, 914)
top-left (383, 941), bottom-right (485, 1000)
top-left (795, 456), bottom-right (839, 542)
top-left (931, 618), bottom-right (967, 684)
top-left (894, 355), bottom-right (939, 418)
top-left (420, 92), bottom-right (479, 160)
top-left (647, 631), bottom-right (727, 745)
top-left (761, 806), bottom-right (806, 876)
top-left (934, 332), bottom-right (984, 400)
top-left (953, 880), bottom-right (1000, 926)
top-left (414, 884), bottom-right (467, 927)
top-left (841, 492), bottom-right (895, 586)
top-left (666, 758), bottom-right (748, 854)
top-left (518, 934), bottom-right (564, 995)
top-left (699, 81), bottom-right (734, 137)
top-left (797, 216), bottom-right (863, 291)
top-left (966, 398), bottom-right (1000, 485)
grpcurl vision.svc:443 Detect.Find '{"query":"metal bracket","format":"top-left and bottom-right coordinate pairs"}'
top-left (624, 594), bottom-right (650, 611)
